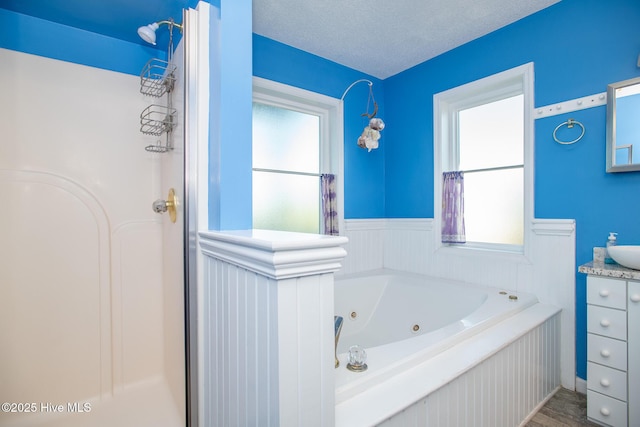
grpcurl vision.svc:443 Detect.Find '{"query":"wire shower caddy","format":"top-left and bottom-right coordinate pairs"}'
top-left (140, 58), bottom-right (176, 97)
top-left (138, 19), bottom-right (179, 153)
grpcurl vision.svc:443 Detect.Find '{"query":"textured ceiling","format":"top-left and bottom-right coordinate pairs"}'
top-left (3, 0), bottom-right (560, 79)
top-left (253, 0), bottom-right (560, 78)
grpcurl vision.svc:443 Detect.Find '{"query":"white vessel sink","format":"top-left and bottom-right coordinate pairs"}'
top-left (608, 246), bottom-right (640, 270)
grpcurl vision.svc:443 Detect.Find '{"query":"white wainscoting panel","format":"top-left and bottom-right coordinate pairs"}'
top-left (376, 312), bottom-right (560, 427)
top-left (383, 219), bottom-right (433, 275)
top-left (200, 230), bottom-right (347, 427)
top-left (201, 256), bottom-right (279, 426)
top-left (530, 219), bottom-right (576, 390)
top-left (277, 273), bottom-right (335, 426)
top-left (340, 219), bottom-right (385, 276)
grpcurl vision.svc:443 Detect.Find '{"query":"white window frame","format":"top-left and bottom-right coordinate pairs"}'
top-left (433, 63), bottom-right (534, 259)
top-left (252, 76), bottom-right (344, 235)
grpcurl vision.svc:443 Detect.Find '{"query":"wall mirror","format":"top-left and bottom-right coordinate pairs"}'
top-left (606, 76), bottom-right (640, 172)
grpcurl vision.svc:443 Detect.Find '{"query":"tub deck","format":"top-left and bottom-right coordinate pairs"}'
top-left (335, 303), bottom-right (561, 427)
top-left (334, 270), bottom-right (539, 403)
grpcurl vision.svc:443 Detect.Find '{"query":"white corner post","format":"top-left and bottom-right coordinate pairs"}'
top-left (199, 230), bottom-right (348, 427)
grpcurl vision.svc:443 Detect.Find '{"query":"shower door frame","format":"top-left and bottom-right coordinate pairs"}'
top-left (182, 4), bottom-right (209, 427)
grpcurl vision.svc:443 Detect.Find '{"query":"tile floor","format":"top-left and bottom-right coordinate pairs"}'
top-left (526, 388), bottom-right (600, 427)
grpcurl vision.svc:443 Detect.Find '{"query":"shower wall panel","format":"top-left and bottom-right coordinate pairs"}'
top-left (0, 47), bottom-right (175, 423)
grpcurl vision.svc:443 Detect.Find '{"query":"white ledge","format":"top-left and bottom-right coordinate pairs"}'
top-left (531, 219), bottom-right (576, 236)
top-left (199, 229), bottom-right (349, 279)
top-left (344, 218), bottom-right (434, 231)
top-left (384, 218), bottom-right (434, 231)
top-left (343, 219), bottom-right (387, 231)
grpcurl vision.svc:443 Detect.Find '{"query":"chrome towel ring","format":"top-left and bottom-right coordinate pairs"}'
top-left (553, 118), bottom-right (585, 145)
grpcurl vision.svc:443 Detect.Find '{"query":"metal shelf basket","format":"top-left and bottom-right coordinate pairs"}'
top-left (140, 58), bottom-right (177, 97)
top-left (140, 104), bottom-right (177, 136)
top-left (145, 138), bottom-right (173, 153)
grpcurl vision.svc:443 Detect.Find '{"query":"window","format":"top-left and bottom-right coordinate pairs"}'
top-left (434, 63), bottom-right (534, 253)
top-left (252, 77), bottom-right (343, 234)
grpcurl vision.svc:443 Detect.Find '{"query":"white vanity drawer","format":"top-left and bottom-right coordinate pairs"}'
top-left (588, 276), bottom-right (627, 309)
top-left (588, 362), bottom-right (627, 401)
top-left (587, 305), bottom-right (627, 340)
top-left (588, 390), bottom-right (627, 427)
top-left (588, 333), bottom-right (627, 371)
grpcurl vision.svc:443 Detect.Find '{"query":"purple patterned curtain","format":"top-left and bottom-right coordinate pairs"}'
top-left (442, 171), bottom-right (466, 243)
top-left (321, 174), bottom-right (339, 235)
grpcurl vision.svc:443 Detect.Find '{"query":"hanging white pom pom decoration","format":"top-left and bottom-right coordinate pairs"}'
top-left (340, 79), bottom-right (386, 152)
top-left (357, 126), bottom-right (381, 152)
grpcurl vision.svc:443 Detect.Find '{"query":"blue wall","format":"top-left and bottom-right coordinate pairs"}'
top-left (383, 0), bottom-right (640, 380)
top-left (208, 0), bottom-right (254, 230)
top-left (253, 34), bottom-right (386, 219)
top-left (0, 9), bottom-right (163, 76)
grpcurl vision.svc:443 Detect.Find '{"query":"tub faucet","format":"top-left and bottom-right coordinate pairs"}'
top-left (334, 316), bottom-right (343, 368)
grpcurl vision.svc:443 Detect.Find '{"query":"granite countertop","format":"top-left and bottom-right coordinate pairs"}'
top-left (578, 261), bottom-right (640, 281)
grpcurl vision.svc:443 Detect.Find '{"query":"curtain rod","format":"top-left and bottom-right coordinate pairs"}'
top-left (340, 79), bottom-right (373, 101)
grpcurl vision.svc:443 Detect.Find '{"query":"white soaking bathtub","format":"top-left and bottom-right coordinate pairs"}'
top-left (334, 270), bottom-right (561, 427)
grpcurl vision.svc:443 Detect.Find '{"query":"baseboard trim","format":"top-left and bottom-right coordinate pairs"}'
top-left (575, 377), bottom-right (587, 394)
top-left (518, 385), bottom-right (561, 427)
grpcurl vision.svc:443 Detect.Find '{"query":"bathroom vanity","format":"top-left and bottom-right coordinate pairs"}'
top-left (579, 262), bottom-right (640, 427)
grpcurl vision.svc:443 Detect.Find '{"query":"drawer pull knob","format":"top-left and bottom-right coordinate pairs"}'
top-left (600, 319), bottom-right (611, 327)
top-left (600, 378), bottom-right (610, 387)
top-left (631, 294), bottom-right (640, 303)
top-left (600, 407), bottom-right (610, 416)
top-left (599, 289), bottom-right (610, 297)
top-left (600, 349), bottom-right (611, 358)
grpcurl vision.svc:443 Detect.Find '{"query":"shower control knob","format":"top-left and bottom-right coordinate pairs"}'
top-left (346, 345), bottom-right (368, 372)
top-left (152, 188), bottom-right (178, 223)
top-left (153, 199), bottom-right (169, 213)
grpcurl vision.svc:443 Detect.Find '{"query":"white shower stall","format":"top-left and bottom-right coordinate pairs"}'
top-left (0, 5), bottom-right (205, 422)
